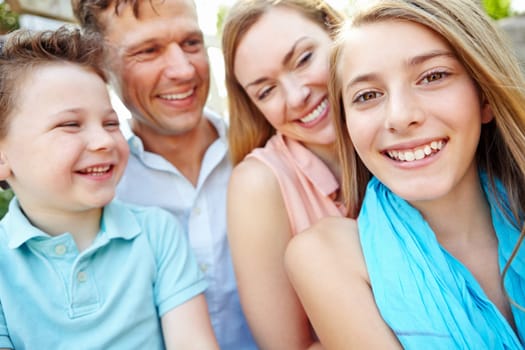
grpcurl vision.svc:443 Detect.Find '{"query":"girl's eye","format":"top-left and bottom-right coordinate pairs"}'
top-left (353, 91), bottom-right (382, 103)
top-left (421, 71), bottom-right (449, 84)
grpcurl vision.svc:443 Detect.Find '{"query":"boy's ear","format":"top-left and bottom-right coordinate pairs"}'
top-left (0, 152), bottom-right (11, 180)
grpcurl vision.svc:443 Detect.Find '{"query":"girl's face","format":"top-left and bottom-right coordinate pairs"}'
top-left (0, 63), bottom-right (129, 216)
top-left (340, 20), bottom-right (492, 204)
top-left (234, 6), bottom-right (335, 148)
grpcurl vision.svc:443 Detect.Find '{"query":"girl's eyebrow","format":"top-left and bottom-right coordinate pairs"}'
top-left (407, 49), bottom-right (455, 66)
top-left (344, 49), bottom-right (455, 91)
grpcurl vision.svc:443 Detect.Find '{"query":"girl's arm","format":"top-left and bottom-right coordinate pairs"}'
top-left (161, 294), bottom-right (219, 349)
top-left (227, 158), bottom-right (321, 349)
top-left (285, 217), bottom-right (402, 349)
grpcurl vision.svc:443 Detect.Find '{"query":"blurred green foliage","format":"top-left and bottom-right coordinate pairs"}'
top-left (0, 188), bottom-right (13, 219)
top-left (482, 0), bottom-right (511, 19)
top-left (216, 4), bottom-right (229, 36)
top-left (0, 2), bottom-right (20, 34)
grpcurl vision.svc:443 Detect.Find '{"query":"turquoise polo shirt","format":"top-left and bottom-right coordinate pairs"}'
top-left (0, 198), bottom-right (207, 349)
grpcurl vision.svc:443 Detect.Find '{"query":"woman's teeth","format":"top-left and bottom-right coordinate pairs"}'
top-left (300, 99), bottom-right (328, 123)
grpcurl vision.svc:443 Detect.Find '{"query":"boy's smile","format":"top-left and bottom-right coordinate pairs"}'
top-left (0, 63), bottom-right (129, 220)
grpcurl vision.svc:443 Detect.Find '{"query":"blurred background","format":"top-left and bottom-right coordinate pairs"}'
top-left (0, 0), bottom-right (524, 127)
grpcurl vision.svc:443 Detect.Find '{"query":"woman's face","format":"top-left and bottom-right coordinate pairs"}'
top-left (340, 20), bottom-right (492, 205)
top-left (234, 6), bottom-right (336, 148)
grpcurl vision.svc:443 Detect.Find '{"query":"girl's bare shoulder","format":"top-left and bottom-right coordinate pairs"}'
top-left (286, 217), bottom-right (367, 277)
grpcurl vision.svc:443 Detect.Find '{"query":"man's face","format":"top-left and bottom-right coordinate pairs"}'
top-left (103, 0), bottom-right (210, 136)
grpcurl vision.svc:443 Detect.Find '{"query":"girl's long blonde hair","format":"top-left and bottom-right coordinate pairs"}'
top-left (331, 0), bottom-right (525, 305)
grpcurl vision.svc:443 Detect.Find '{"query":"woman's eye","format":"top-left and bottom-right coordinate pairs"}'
top-left (257, 86), bottom-right (274, 101)
top-left (297, 51), bottom-right (313, 67)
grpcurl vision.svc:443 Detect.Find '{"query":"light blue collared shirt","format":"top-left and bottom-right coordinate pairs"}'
top-left (0, 198), bottom-right (207, 349)
top-left (116, 109), bottom-right (257, 349)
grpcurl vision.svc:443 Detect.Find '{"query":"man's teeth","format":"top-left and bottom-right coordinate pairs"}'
top-left (300, 99), bottom-right (328, 123)
top-left (387, 140), bottom-right (444, 162)
top-left (160, 89), bottom-right (194, 100)
top-left (81, 165), bottom-right (111, 175)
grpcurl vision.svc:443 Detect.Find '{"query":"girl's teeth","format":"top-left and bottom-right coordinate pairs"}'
top-left (405, 152), bottom-right (415, 161)
top-left (414, 149), bottom-right (425, 160)
top-left (388, 140), bottom-right (444, 162)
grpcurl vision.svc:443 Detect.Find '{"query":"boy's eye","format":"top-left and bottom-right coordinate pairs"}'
top-left (104, 120), bottom-right (120, 129)
top-left (58, 121), bottom-right (80, 128)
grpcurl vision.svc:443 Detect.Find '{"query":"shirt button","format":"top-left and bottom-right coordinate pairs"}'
top-left (199, 263), bottom-right (209, 273)
top-left (77, 271), bottom-right (88, 283)
top-left (54, 244), bottom-right (67, 256)
top-left (193, 207), bottom-right (201, 215)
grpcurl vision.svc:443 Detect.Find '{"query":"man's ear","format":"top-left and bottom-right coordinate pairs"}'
top-left (0, 152), bottom-right (11, 180)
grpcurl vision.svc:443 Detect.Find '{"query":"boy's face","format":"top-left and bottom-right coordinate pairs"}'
top-left (0, 63), bottom-right (129, 215)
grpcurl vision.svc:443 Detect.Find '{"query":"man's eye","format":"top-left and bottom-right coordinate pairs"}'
top-left (182, 38), bottom-right (204, 53)
top-left (132, 46), bottom-right (162, 61)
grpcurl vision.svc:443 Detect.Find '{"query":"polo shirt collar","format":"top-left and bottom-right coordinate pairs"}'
top-left (4, 198), bottom-right (140, 249)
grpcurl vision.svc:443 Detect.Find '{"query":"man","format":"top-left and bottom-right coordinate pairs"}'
top-left (72, 1), bottom-right (256, 348)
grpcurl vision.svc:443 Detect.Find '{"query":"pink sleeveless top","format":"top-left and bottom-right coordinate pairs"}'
top-left (247, 133), bottom-right (347, 235)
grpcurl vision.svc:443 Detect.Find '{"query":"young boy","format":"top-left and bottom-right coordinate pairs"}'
top-left (0, 26), bottom-right (219, 349)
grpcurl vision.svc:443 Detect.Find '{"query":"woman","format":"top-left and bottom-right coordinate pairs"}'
top-left (222, 1), bottom-right (344, 348)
